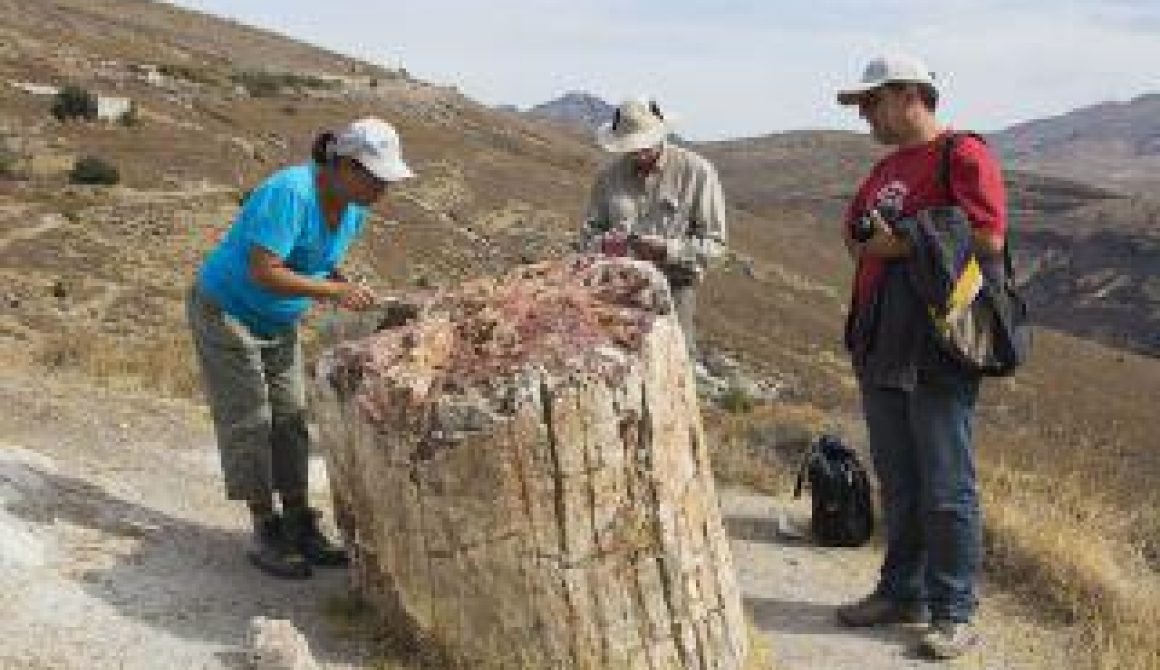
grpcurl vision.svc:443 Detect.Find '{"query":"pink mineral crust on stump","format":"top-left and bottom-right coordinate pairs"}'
top-left (314, 256), bottom-right (749, 669)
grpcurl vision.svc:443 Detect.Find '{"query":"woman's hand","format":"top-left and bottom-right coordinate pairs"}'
top-left (335, 282), bottom-right (378, 311)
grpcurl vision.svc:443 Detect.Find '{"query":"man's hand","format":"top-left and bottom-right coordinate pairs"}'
top-left (598, 231), bottom-right (631, 257)
top-left (858, 212), bottom-right (912, 259)
top-left (336, 282), bottom-right (378, 311)
top-left (629, 234), bottom-right (669, 263)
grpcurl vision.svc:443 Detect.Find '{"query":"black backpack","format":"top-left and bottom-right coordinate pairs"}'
top-left (793, 434), bottom-right (874, 547)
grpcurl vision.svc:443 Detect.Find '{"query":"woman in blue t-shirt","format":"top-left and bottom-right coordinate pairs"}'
top-left (187, 117), bottom-right (414, 579)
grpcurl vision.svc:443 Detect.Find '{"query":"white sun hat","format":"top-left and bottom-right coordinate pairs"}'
top-left (837, 53), bottom-right (937, 105)
top-left (332, 117), bottom-right (414, 182)
top-left (595, 98), bottom-right (672, 153)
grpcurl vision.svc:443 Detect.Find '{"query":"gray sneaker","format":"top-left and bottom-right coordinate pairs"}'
top-left (836, 593), bottom-right (928, 627)
top-left (919, 620), bottom-right (978, 660)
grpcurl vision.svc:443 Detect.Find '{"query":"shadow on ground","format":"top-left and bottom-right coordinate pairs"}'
top-left (723, 507), bottom-right (929, 663)
top-left (2, 463), bottom-right (378, 667)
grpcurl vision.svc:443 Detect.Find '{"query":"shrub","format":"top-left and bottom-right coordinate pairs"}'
top-left (69, 156), bottom-right (119, 185)
top-left (158, 63), bottom-right (216, 85)
top-left (232, 71), bottom-right (281, 98)
top-left (51, 85), bottom-right (98, 122)
top-left (0, 146), bottom-right (18, 180)
top-left (118, 102), bottom-right (140, 127)
top-left (719, 380), bottom-right (755, 414)
top-left (231, 70), bottom-right (342, 98)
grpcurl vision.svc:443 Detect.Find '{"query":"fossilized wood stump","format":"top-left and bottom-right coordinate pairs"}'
top-left (313, 257), bottom-right (748, 669)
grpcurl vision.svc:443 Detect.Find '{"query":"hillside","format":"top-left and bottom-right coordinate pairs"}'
top-left (0, 2), bottom-right (1158, 669)
top-left (992, 92), bottom-right (1160, 194)
top-left (696, 131), bottom-right (1160, 358)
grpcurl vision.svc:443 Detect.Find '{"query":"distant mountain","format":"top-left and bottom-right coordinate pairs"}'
top-left (698, 129), bottom-right (1160, 357)
top-left (523, 92), bottom-right (615, 131)
top-left (992, 92), bottom-right (1160, 193)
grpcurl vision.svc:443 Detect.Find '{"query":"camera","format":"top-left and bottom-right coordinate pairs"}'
top-left (851, 203), bottom-right (901, 243)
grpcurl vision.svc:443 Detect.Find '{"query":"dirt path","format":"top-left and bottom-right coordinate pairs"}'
top-left (0, 372), bottom-right (377, 670)
top-left (721, 489), bottom-right (1071, 669)
top-left (0, 370), bottom-right (1070, 669)
top-left (0, 211), bottom-right (64, 254)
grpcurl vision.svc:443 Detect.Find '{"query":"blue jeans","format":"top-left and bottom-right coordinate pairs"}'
top-left (860, 377), bottom-right (981, 623)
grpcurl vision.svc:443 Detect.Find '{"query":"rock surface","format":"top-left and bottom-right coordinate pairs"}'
top-left (247, 616), bottom-right (321, 670)
top-left (313, 256), bottom-right (750, 668)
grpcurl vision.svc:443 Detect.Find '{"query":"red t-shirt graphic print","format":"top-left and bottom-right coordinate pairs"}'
top-left (846, 132), bottom-right (1007, 309)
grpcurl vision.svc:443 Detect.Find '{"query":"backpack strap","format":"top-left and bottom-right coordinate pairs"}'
top-left (793, 448), bottom-right (809, 498)
top-left (938, 131), bottom-right (1014, 280)
top-left (793, 440), bottom-right (819, 499)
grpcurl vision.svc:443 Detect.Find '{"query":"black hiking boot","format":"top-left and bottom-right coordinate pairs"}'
top-left (285, 507), bottom-right (349, 567)
top-left (248, 515), bottom-right (312, 579)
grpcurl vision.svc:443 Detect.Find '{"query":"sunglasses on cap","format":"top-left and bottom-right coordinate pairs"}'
top-left (610, 100), bottom-right (665, 131)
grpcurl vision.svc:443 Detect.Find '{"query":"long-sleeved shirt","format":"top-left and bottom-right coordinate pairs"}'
top-left (580, 143), bottom-right (727, 280)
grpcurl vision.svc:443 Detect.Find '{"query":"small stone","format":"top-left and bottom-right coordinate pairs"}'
top-left (247, 617), bottom-right (319, 670)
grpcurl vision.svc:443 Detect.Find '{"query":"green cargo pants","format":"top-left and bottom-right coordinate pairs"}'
top-left (662, 266), bottom-right (698, 360)
top-left (187, 288), bottom-right (309, 504)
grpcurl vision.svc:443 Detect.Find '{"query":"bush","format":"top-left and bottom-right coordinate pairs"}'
top-left (118, 102), bottom-right (140, 127)
top-left (51, 85), bottom-right (98, 122)
top-left (158, 63), bottom-right (216, 85)
top-left (231, 70), bottom-right (342, 98)
top-left (0, 146), bottom-right (18, 180)
top-left (719, 380), bottom-right (755, 414)
top-left (232, 71), bottom-right (281, 98)
top-left (69, 156), bottom-right (119, 185)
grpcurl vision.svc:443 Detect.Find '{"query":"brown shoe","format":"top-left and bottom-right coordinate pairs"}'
top-left (836, 593), bottom-right (928, 627)
top-left (919, 620), bottom-right (978, 660)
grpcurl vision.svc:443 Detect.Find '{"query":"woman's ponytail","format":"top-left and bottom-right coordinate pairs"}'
top-left (311, 131), bottom-right (337, 165)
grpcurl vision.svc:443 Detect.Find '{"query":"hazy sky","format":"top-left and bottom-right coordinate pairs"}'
top-left (167, 0), bottom-right (1160, 141)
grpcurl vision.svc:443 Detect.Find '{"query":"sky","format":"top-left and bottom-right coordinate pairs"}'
top-left (167, 0), bottom-right (1160, 141)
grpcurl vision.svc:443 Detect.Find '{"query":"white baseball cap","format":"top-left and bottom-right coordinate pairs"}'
top-left (837, 53), bottom-right (937, 105)
top-left (333, 117), bottom-right (414, 182)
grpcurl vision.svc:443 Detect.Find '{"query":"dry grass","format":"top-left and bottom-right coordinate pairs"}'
top-left (980, 463), bottom-right (1160, 670)
top-left (701, 391), bottom-right (1160, 670)
top-left (745, 620), bottom-right (778, 669)
top-left (36, 330), bottom-right (202, 399)
top-left (30, 320), bottom-right (340, 403)
top-left (703, 400), bottom-right (841, 496)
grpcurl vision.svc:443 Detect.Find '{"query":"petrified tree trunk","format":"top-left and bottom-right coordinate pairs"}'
top-left (313, 257), bottom-right (748, 669)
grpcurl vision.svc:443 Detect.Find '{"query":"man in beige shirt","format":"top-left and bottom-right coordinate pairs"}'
top-left (580, 98), bottom-right (727, 356)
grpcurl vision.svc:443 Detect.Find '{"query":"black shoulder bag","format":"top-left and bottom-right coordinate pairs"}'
top-left (925, 133), bottom-right (1032, 377)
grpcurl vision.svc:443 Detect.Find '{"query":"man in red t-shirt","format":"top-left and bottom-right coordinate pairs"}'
top-left (832, 52), bottom-right (1007, 661)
